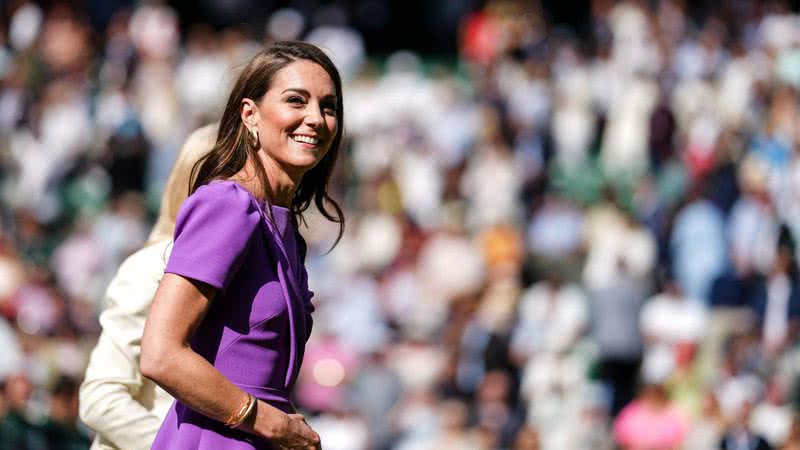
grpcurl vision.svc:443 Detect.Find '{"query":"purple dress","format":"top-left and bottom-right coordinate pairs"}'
top-left (150, 180), bottom-right (314, 450)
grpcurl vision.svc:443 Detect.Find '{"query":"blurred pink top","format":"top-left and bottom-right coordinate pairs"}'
top-left (613, 399), bottom-right (689, 450)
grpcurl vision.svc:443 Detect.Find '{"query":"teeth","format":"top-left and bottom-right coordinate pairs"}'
top-left (292, 135), bottom-right (318, 145)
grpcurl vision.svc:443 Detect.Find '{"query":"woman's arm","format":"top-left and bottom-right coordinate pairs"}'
top-left (140, 273), bottom-right (320, 449)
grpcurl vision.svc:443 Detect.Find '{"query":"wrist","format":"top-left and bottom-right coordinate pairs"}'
top-left (251, 400), bottom-right (288, 439)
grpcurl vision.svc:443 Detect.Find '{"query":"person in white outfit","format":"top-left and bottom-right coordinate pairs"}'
top-left (78, 124), bottom-right (216, 450)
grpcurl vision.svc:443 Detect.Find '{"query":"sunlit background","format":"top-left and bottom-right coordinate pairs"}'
top-left (2, 0), bottom-right (800, 449)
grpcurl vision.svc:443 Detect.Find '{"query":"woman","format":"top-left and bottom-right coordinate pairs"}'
top-left (140, 41), bottom-right (344, 450)
top-left (79, 123), bottom-right (217, 450)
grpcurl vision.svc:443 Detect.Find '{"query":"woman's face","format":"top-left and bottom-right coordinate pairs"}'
top-left (244, 59), bottom-right (338, 175)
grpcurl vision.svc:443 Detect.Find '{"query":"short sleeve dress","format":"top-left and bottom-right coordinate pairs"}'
top-left (149, 180), bottom-right (314, 450)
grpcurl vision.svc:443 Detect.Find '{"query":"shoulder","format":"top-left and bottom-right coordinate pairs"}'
top-left (188, 180), bottom-right (255, 208)
top-left (177, 181), bottom-right (262, 231)
top-left (168, 181), bottom-right (264, 289)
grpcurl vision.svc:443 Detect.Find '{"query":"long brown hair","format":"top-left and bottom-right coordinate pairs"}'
top-left (189, 41), bottom-right (345, 245)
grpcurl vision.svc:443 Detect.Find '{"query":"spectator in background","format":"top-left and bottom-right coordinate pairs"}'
top-left (613, 383), bottom-right (689, 450)
top-left (79, 125), bottom-right (216, 450)
top-left (639, 274), bottom-right (706, 401)
top-left (511, 271), bottom-right (587, 360)
top-left (472, 370), bottom-right (524, 449)
top-left (684, 393), bottom-right (726, 450)
top-left (589, 259), bottom-right (648, 417)
top-left (582, 188), bottom-right (656, 293)
top-left (513, 271), bottom-right (590, 449)
top-left (525, 194), bottom-right (584, 280)
top-left (0, 373), bottom-right (46, 450)
top-left (348, 349), bottom-right (402, 450)
top-left (728, 155), bottom-right (780, 278)
top-left (750, 376), bottom-right (795, 448)
top-left (752, 228), bottom-right (800, 357)
top-left (671, 183), bottom-right (728, 303)
top-left (40, 376), bottom-right (89, 450)
top-left (719, 400), bottom-right (772, 450)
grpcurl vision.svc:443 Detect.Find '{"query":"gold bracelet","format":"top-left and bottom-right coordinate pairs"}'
top-left (223, 395), bottom-right (246, 427)
top-left (232, 394), bottom-right (257, 429)
top-left (225, 394), bottom-right (254, 428)
top-left (225, 394), bottom-right (253, 428)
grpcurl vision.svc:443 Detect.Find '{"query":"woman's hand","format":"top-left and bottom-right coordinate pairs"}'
top-left (241, 400), bottom-right (321, 450)
top-left (275, 414), bottom-right (321, 450)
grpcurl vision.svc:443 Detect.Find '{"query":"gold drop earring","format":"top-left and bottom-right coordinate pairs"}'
top-left (248, 127), bottom-right (260, 148)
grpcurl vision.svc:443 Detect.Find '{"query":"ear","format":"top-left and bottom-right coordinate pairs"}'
top-left (240, 98), bottom-right (259, 130)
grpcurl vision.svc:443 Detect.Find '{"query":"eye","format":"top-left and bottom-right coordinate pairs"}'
top-left (322, 101), bottom-right (337, 116)
top-left (287, 96), bottom-right (305, 105)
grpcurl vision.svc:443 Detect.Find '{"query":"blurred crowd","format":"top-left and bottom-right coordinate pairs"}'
top-left (2, 0), bottom-right (800, 449)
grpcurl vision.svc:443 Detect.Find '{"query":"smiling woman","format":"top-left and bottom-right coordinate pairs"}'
top-left (239, 59), bottom-right (339, 197)
top-left (140, 41), bottom-right (345, 450)
top-left (189, 41), bottom-right (345, 242)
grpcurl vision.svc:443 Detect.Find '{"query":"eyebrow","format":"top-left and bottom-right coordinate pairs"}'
top-left (281, 88), bottom-right (337, 101)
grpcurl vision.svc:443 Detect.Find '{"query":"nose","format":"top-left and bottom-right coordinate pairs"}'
top-left (304, 104), bottom-right (324, 129)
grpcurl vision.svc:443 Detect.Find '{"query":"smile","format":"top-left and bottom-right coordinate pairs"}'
top-left (291, 134), bottom-right (320, 145)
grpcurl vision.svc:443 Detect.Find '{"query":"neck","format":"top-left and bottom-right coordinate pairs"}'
top-left (236, 152), bottom-right (303, 207)
top-left (261, 153), bottom-right (298, 207)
